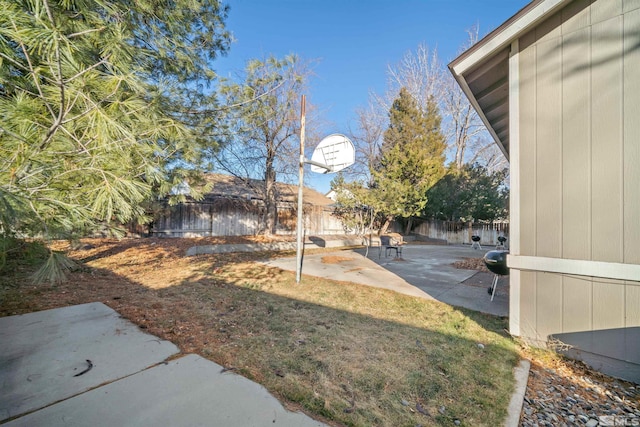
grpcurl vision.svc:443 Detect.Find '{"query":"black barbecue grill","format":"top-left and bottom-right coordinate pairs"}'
top-left (483, 250), bottom-right (509, 301)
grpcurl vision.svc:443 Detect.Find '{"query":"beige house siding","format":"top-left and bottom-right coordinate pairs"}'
top-left (514, 0), bottom-right (640, 344)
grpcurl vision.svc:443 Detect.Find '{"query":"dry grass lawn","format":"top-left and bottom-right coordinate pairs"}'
top-left (1, 237), bottom-right (519, 427)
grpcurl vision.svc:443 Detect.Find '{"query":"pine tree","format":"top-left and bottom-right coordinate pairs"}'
top-left (372, 87), bottom-right (446, 233)
top-left (0, 0), bottom-right (230, 281)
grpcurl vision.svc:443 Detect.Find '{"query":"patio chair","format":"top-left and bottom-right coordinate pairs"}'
top-left (379, 235), bottom-right (404, 258)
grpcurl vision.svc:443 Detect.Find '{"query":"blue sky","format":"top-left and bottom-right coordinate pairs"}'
top-left (214, 0), bottom-right (530, 193)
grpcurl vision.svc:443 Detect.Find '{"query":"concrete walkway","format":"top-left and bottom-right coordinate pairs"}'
top-left (263, 244), bottom-right (509, 317)
top-left (0, 303), bottom-right (326, 427)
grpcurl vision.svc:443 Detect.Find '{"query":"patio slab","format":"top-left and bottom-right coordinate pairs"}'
top-left (4, 354), bottom-right (325, 427)
top-left (0, 303), bottom-right (179, 422)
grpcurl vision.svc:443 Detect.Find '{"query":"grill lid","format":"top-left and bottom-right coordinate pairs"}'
top-left (483, 250), bottom-right (509, 275)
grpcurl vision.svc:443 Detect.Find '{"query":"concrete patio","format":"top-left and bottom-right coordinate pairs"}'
top-left (263, 244), bottom-right (509, 317)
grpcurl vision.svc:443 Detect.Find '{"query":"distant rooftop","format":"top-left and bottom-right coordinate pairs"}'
top-left (202, 173), bottom-right (334, 207)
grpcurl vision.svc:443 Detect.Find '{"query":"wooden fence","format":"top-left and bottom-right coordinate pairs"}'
top-left (149, 199), bottom-right (345, 237)
top-left (412, 220), bottom-right (509, 247)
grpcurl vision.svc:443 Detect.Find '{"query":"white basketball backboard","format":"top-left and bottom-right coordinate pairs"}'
top-left (309, 134), bottom-right (355, 174)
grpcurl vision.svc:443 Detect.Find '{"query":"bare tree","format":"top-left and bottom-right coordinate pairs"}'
top-left (386, 44), bottom-right (444, 109)
top-left (469, 139), bottom-right (509, 173)
top-left (442, 27), bottom-right (481, 169)
top-left (346, 103), bottom-right (385, 183)
top-left (216, 55), bottom-right (316, 235)
top-left (441, 73), bottom-right (488, 169)
top-left (441, 26), bottom-right (507, 170)
top-left (337, 31), bottom-right (509, 237)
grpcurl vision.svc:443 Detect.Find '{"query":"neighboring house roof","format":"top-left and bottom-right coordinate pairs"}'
top-left (325, 188), bottom-right (356, 202)
top-left (448, 0), bottom-right (570, 159)
top-left (325, 190), bottom-right (337, 201)
top-left (201, 173), bottom-right (334, 207)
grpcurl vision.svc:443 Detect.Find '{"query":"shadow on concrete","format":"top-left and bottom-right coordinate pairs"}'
top-left (308, 236), bottom-right (326, 248)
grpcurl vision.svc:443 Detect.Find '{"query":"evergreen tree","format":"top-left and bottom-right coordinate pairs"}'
top-left (371, 87), bottom-right (446, 233)
top-left (424, 163), bottom-right (508, 222)
top-left (0, 0), bottom-right (230, 281)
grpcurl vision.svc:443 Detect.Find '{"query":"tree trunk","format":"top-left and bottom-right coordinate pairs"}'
top-left (264, 160), bottom-right (277, 236)
top-left (404, 217), bottom-right (414, 235)
top-left (379, 215), bottom-right (394, 235)
top-left (455, 144), bottom-right (465, 170)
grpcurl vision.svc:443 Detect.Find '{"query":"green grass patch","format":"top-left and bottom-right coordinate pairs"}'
top-left (196, 260), bottom-right (520, 426)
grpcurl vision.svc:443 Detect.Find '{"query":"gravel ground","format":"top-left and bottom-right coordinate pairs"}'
top-left (520, 359), bottom-right (639, 426)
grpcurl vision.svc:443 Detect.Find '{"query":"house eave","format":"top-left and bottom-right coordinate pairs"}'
top-left (447, 0), bottom-right (571, 157)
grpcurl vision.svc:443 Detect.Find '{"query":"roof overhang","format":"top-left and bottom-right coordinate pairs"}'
top-left (448, 0), bottom-right (570, 160)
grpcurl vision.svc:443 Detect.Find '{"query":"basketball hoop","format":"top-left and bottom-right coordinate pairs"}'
top-left (308, 134), bottom-right (355, 174)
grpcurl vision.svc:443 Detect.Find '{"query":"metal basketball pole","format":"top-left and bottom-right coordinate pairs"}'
top-left (296, 95), bottom-right (306, 283)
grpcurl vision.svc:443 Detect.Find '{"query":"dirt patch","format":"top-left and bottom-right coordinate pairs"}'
top-left (321, 255), bottom-right (354, 264)
top-left (451, 257), bottom-right (489, 272)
